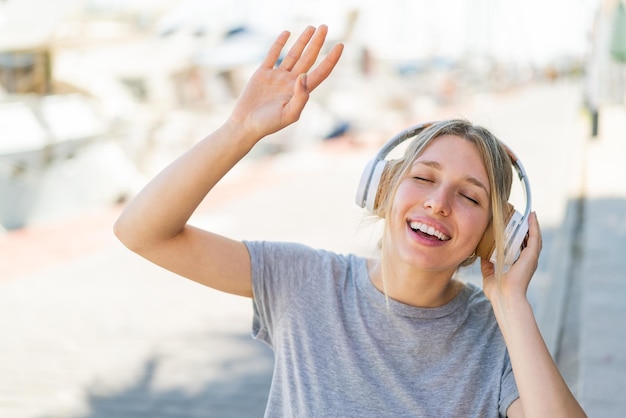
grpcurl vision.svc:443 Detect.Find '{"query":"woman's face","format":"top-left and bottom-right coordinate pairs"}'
top-left (386, 134), bottom-right (491, 273)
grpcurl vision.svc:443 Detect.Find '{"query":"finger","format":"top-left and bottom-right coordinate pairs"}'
top-left (302, 42), bottom-right (344, 91)
top-left (291, 25), bottom-right (331, 74)
top-left (284, 73), bottom-right (310, 120)
top-left (261, 30), bottom-right (291, 69)
top-left (524, 212), bottom-right (542, 255)
top-left (279, 26), bottom-right (316, 71)
top-left (480, 257), bottom-right (495, 279)
top-left (511, 212), bottom-right (541, 274)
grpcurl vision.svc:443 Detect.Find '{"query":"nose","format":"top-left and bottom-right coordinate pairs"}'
top-left (423, 186), bottom-right (451, 216)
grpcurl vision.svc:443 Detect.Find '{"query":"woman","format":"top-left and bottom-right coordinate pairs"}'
top-left (114, 25), bottom-right (586, 417)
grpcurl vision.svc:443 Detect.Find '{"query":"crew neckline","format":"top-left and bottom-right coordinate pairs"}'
top-left (355, 257), bottom-right (473, 319)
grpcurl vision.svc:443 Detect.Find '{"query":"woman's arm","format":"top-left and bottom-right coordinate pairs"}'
top-left (113, 26), bottom-right (344, 297)
top-left (482, 213), bottom-right (587, 418)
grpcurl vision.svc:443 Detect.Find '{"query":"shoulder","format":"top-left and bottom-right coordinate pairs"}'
top-left (463, 281), bottom-right (493, 309)
top-left (244, 240), bottom-right (364, 276)
top-left (245, 240), bottom-right (349, 262)
top-left (459, 281), bottom-right (502, 333)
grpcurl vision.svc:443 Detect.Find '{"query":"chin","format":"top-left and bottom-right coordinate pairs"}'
top-left (403, 253), bottom-right (462, 275)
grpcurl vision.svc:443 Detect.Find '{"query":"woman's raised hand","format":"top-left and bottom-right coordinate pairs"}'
top-left (227, 25), bottom-right (344, 141)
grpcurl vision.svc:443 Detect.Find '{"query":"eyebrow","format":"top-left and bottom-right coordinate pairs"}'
top-left (414, 161), bottom-right (490, 195)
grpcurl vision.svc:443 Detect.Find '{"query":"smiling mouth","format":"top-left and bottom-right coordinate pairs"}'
top-left (408, 221), bottom-right (451, 241)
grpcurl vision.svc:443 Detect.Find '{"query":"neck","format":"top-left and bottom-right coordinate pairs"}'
top-left (367, 257), bottom-right (462, 308)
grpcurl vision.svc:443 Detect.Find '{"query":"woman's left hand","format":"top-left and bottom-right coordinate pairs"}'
top-left (481, 212), bottom-right (542, 306)
top-left (481, 212), bottom-right (587, 417)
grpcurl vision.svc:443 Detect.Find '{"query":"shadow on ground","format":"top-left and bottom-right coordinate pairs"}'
top-left (67, 332), bottom-right (274, 418)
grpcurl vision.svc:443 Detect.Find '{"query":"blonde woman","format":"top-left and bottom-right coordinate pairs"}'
top-left (114, 25), bottom-right (586, 417)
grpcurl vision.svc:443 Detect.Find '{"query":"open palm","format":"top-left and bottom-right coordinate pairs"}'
top-left (228, 25), bottom-right (344, 140)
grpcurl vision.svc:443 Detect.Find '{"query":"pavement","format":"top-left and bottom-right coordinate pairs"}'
top-left (573, 104), bottom-right (626, 416)
top-left (0, 81), bottom-right (624, 418)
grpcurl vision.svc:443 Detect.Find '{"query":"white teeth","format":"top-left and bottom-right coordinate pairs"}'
top-left (409, 221), bottom-right (450, 241)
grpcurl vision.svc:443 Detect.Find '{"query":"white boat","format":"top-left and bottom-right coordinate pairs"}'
top-left (0, 93), bottom-right (113, 229)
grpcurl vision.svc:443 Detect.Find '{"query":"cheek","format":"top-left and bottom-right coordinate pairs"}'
top-left (393, 181), bottom-right (421, 207)
top-left (460, 207), bottom-right (491, 244)
top-left (388, 182), bottom-right (417, 218)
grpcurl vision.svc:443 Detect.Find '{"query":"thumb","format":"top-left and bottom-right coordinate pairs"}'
top-left (480, 257), bottom-right (495, 279)
top-left (285, 73), bottom-right (310, 120)
top-left (298, 73), bottom-right (308, 92)
top-left (293, 73), bottom-right (309, 99)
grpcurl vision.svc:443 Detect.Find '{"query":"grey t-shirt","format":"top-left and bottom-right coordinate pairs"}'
top-left (246, 241), bottom-right (519, 418)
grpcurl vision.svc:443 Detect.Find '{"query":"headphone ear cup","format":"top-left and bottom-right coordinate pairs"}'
top-left (355, 158), bottom-right (377, 208)
top-left (504, 212), bottom-right (529, 266)
top-left (475, 220), bottom-right (496, 261)
top-left (476, 203), bottom-right (520, 264)
top-left (356, 158), bottom-right (389, 212)
top-left (364, 160), bottom-right (388, 212)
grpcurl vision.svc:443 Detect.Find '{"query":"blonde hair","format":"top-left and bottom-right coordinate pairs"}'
top-left (373, 119), bottom-right (514, 280)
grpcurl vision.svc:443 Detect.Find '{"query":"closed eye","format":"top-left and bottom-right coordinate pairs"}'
top-left (413, 176), bottom-right (433, 183)
top-left (461, 194), bottom-right (480, 205)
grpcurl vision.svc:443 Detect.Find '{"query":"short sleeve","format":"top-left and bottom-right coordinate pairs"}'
top-left (499, 350), bottom-right (520, 417)
top-left (244, 240), bottom-right (326, 348)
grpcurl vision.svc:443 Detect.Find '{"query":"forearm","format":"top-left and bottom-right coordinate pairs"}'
top-left (114, 120), bottom-right (257, 251)
top-left (493, 296), bottom-right (586, 417)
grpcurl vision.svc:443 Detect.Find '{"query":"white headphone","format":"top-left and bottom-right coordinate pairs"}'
top-left (355, 122), bottom-right (532, 266)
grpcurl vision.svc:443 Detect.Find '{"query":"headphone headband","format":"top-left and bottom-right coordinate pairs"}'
top-left (374, 122), bottom-right (435, 161)
top-left (355, 122), bottom-right (433, 210)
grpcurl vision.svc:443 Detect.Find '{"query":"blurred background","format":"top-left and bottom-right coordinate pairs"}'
top-left (0, 0), bottom-right (611, 229)
top-left (0, 0), bottom-right (625, 417)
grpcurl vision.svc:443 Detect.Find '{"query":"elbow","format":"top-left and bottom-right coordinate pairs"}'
top-left (113, 213), bottom-right (141, 253)
top-left (113, 210), bottom-right (179, 255)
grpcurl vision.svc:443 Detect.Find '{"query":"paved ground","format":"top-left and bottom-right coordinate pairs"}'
top-left (1, 80), bottom-right (623, 418)
top-left (574, 104), bottom-right (626, 416)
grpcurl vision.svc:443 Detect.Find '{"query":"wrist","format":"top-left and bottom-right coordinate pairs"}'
top-left (220, 117), bottom-right (262, 151)
top-left (490, 289), bottom-right (533, 326)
